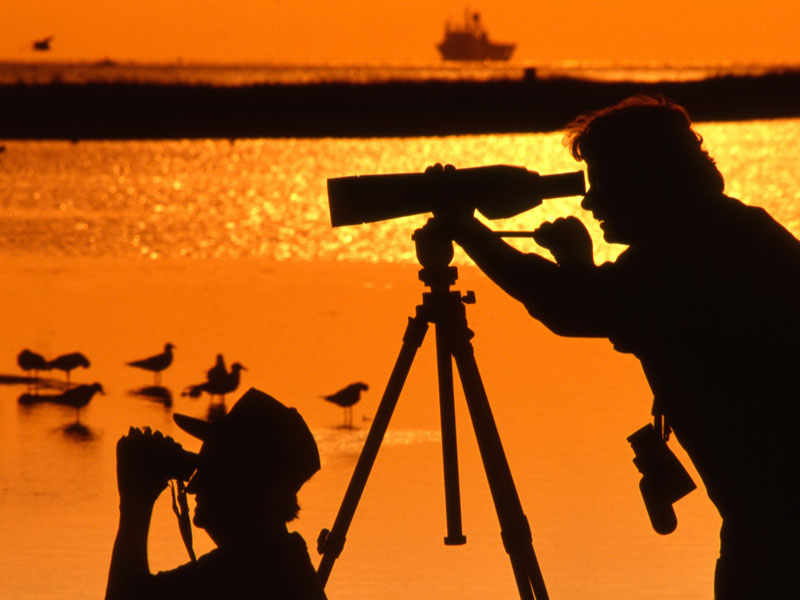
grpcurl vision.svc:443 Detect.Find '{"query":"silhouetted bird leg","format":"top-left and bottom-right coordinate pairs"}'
top-left (17, 349), bottom-right (50, 393)
top-left (322, 382), bottom-right (368, 429)
top-left (48, 353), bottom-right (90, 389)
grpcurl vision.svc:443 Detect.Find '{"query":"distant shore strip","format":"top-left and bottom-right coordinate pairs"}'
top-left (2, 70), bottom-right (800, 139)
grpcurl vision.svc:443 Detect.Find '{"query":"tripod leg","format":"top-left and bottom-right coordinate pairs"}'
top-left (434, 320), bottom-right (467, 546)
top-left (451, 331), bottom-right (549, 600)
top-left (316, 313), bottom-right (429, 587)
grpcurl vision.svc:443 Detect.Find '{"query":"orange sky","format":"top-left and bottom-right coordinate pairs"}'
top-left (2, 0), bottom-right (800, 65)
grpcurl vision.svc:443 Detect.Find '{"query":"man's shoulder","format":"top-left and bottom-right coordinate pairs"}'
top-left (597, 247), bottom-right (640, 272)
top-left (720, 195), bottom-right (800, 253)
top-left (149, 532), bottom-right (325, 599)
top-left (718, 194), bottom-right (789, 231)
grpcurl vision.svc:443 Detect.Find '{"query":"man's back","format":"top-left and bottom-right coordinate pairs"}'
top-left (593, 194), bottom-right (800, 518)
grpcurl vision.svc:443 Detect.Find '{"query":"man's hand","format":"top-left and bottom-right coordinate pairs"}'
top-left (532, 216), bottom-right (594, 268)
top-left (427, 163), bottom-right (476, 220)
top-left (108, 427), bottom-right (184, 599)
top-left (116, 427), bottom-right (186, 508)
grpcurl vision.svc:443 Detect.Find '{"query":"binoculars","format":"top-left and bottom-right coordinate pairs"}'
top-left (164, 445), bottom-right (198, 482)
top-left (628, 423), bottom-right (696, 535)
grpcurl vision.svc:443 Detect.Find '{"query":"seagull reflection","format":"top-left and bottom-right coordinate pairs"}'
top-left (129, 385), bottom-right (173, 408)
top-left (18, 382), bottom-right (104, 409)
top-left (18, 382), bottom-right (104, 433)
top-left (63, 421), bottom-right (94, 440)
top-left (206, 401), bottom-right (227, 422)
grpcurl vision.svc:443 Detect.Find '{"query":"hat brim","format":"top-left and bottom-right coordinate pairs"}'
top-left (173, 412), bottom-right (213, 440)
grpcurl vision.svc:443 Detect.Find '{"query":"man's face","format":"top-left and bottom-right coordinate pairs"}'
top-left (581, 158), bottom-right (652, 245)
top-left (185, 442), bottom-right (277, 544)
top-left (185, 444), bottom-right (238, 536)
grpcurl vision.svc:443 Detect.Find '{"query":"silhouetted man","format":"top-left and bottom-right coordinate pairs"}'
top-left (444, 95), bottom-right (800, 598)
top-left (105, 387), bottom-right (327, 599)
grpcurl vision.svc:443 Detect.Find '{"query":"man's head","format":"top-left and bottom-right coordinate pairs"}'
top-left (173, 388), bottom-right (320, 541)
top-left (564, 95), bottom-right (724, 244)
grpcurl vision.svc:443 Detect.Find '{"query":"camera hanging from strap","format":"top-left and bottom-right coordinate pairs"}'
top-left (652, 395), bottom-right (671, 441)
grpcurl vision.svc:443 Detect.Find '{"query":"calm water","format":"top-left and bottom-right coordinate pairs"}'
top-left (1, 119), bottom-right (799, 600)
top-left (2, 59), bottom-right (795, 86)
top-left (3, 119), bottom-right (799, 262)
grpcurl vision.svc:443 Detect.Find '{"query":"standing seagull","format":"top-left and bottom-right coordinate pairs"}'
top-left (205, 353), bottom-right (226, 383)
top-left (322, 382), bottom-right (368, 428)
top-left (17, 349), bottom-right (50, 379)
top-left (126, 343), bottom-right (175, 385)
top-left (47, 352), bottom-right (90, 388)
top-left (183, 362), bottom-right (246, 402)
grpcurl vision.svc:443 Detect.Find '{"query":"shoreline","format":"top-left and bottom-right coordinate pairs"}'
top-left (2, 70), bottom-right (800, 139)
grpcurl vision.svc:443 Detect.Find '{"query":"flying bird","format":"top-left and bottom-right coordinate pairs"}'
top-left (47, 352), bottom-right (90, 387)
top-left (183, 362), bottom-right (246, 402)
top-left (126, 343), bottom-right (175, 385)
top-left (322, 382), bottom-right (368, 428)
top-left (32, 36), bottom-right (53, 51)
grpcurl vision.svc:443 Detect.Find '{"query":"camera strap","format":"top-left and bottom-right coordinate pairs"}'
top-left (651, 396), bottom-right (671, 441)
top-left (169, 480), bottom-right (196, 562)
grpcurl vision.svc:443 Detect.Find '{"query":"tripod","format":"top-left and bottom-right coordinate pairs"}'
top-left (316, 217), bottom-right (549, 600)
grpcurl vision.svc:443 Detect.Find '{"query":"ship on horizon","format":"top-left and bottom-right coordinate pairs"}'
top-left (436, 11), bottom-right (515, 62)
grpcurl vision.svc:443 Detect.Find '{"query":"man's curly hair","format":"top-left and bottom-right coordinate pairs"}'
top-left (564, 94), bottom-right (725, 196)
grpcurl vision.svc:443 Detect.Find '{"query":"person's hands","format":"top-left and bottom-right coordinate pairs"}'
top-left (425, 163), bottom-right (455, 176)
top-left (115, 427), bottom-right (190, 508)
top-left (427, 163), bottom-right (475, 219)
top-left (427, 163), bottom-right (477, 239)
top-left (532, 216), bottom-right (594, 268)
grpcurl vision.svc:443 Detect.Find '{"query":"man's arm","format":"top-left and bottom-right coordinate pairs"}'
top-left (451, 216), bottom-right (557, 304)
top-left (450, 215), bottom-right (615, 338)
top-left (105, 428), bottom-right (178, 600)
top-left (105, 497), bottom-right (156, 599)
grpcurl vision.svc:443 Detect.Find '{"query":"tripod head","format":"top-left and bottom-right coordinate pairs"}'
top-left (412, 216), bottom-right (535, 293)
top-left (412, 217), bottom-right (460, 291)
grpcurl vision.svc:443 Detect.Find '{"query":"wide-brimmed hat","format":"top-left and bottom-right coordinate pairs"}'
top-left (173, 388), bottom-right (320, 491)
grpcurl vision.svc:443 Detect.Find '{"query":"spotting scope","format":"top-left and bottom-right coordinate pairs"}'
top-left (328, 165), bottom-right (585, 227)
